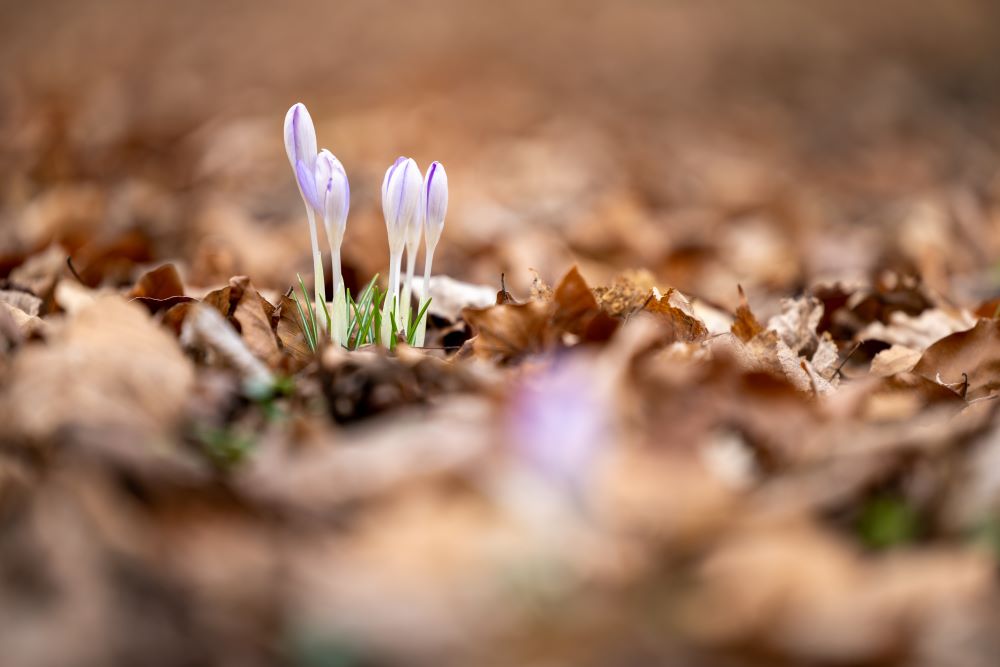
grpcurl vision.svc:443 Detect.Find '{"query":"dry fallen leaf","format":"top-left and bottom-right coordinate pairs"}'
top-left (870, 345), bottom-right (922, 377)
top-left (644, 287), bottom-right (709, 344)
top-left (913, 318), bottom-right (1000, 400)
top-left (0, 295), bottom-right (195, 445)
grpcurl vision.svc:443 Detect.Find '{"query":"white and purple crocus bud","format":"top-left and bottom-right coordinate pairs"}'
top-left (284, 103), bottom-right (326, 331)
top-left (381, 156), bottom-right (422, 345)
top-left (315, 149), bottom-right (350, 345)
top-left (414, 161), bottom-right (447, 346)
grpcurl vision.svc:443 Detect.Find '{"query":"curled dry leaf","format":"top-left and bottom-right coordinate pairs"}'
top-left (201, 275), bottom-right (280, 367)
top-left (644, 287), bottom-right (708, 344)
top-left (730, 285), bottom-right (763, 343)
top-left (127, 263), bottom-right (194, 313)
top-left (913, 318), bottom-right (1000, 400)
top-left (551, 266), bottom-right (619, 341)
top-left (463, 266), bottom-right (618, 362)
top-left (462, 301), bottom-right (552, 362)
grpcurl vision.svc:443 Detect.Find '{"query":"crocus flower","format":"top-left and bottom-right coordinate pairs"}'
top-left (283, 102), bottom-right (326, 331)
top-left (314, 149), bottom-right (350, 345)
top-left (399, 183), bottom-right (424, 332)
top-left (381, 156), bottom-right (422, 345)
top-left (506, 355), bottom-right (609, 506)
top-left (414, 161), bottom-right (447, 347)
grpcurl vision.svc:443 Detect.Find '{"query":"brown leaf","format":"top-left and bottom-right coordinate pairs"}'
top-left (275, 294), bottom-right (313, 370)
top-left (913, 318), bottom-right (1000, 400)
top-left (551, 266), bottom-right (618, 341)
top-left (767, 295), bottom-right (822, 355)
top-left (462, 301), bottom-right (552, 362)
top-left (0, 296), bottom-right (195, 445)
top-left (128, 263), bottom-right (185, 300)
top-left (645, 288), bottom-right (708, 344)
top-left (128, 263), bottom-right (195, 314)
top-left (870, 345), bottom-right (921, 377)
top-left (232, 284), bottom-right (280, 366)
top-left (731, 285), bottom-right (763, 343)
top-left (592, 269), bottom-right (656, 318)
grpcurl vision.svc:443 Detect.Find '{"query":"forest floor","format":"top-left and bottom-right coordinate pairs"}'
top-left (3, 1), bottom-right (1000, 665)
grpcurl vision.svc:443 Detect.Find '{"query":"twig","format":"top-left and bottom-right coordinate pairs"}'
top-left (66, 256), bottom-right (85, 285)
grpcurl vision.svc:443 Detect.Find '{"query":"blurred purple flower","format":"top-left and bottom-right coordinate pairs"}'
top-left (506, 356), bottom-right (610, 497)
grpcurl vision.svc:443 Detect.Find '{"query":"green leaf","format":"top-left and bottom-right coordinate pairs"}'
top-left (407, 297), bottom-right (432, 346)
top-left (291, 285), bottom-right (317, 352)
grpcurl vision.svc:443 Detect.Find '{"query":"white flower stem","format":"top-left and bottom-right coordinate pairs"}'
top-left (305, 206), bottom-right (326, 333)
top-left (328, 239), bottom-right (343, 346)
top-left (383, 249), bottom-right (403, 346)
top-left (415, 244), bottom-right (435, 347)
top-left (401, 248), bottom-right (417, 331)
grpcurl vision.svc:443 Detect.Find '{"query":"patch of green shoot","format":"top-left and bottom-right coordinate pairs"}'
top-left (292, 272), bottom-right (431, 353)
top-left (856, 493), bottom-right (920, 550)
top-left (195, 425), bottom-right (254, 468)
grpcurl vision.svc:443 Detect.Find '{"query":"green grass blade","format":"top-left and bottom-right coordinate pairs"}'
top-left (297, 274), bottom-right (319, 344)
top-left (290, 289), bottom-right (317, 352)
top-left (407, 297), bottom-right (432, 346)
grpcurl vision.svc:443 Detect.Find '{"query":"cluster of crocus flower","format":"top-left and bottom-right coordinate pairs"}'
top-left (284, 102), bottom-right (447, 348)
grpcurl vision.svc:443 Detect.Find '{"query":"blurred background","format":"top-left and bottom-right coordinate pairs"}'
top-left (3, 0), bottom-right (1000, 310)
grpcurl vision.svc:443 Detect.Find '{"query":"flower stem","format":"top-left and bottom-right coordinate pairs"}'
top-left (383, 249), bottom-right (403, 346)
top-left (401, 247), bottom-right (417, 331)
top-left (415, 245), bottom-right (435, 347)
top-left (329, 240), bottom-right (344, 346)
top-left (305, 207), bottom-right (326, 333)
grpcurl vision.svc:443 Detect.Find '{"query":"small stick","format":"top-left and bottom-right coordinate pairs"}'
top-left (66, 256), bottom-right (85, 285)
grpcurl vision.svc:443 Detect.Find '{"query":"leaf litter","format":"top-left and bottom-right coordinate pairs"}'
top-left (5, 5), bottom-right (1000, 664)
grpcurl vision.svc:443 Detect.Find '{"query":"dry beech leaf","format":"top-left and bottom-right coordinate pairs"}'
top-left (870, 345), bottom-right (922, 377)
top-left (644, 287), bottom-right (708, 344)
top-left (913, 318), bottom-right (1000, 400)
top-left (767, 295), bottom-right (823, 355)
top-left (858, 308), bottom-right (976, 351)
top-left (463, 266), bottom-right (618, 361)
top-left (128, 263), bottom-right (194, 313)
top-left (551, 266), bottom-right (618, 341)
top-left (128, 263), bottom-right (185, 300)
top-left (731, 285), bottom-right (763, 343)
top-left (592, 269), bottom-right (657, 318)
top-left (0, 295), bottom-right (195, 444)
top-left (275, 294), bottom-right (313, 370)
top-left (462, 301), bottom-right (552, 362)
top-left (232, 283), bottom-right (280, 366)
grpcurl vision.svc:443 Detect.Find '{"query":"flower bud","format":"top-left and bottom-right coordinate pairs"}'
top-left (422, 161), bottom-right (448, 249)
top-left (283, 103), bottom-right (321, 211)
top-left (381, 156), bottom-right (422, 253)
top-left (314, 149), bottom-right (350, 244)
